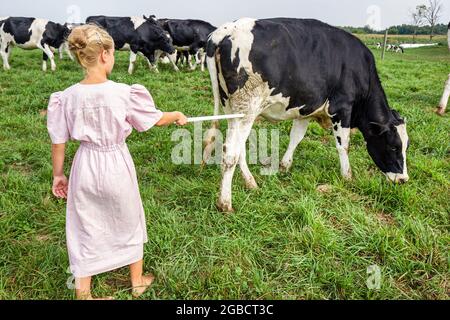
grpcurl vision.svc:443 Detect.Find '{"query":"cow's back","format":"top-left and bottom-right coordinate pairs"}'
top-left (209, 18), bottom-right (375, 114)
top-left (86, 16), bottom-right (136, 49)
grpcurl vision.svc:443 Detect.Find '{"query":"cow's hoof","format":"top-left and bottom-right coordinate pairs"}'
top-left (279, 161), bottom-right (292, 173)
top-left (342, 173), bottom-right (353, 181)
top-left (244, 179), bottom-right (258, 190)
top-left (217, 200), bottom-right (234, 213)
top-left (436, 107), bottom-right (446, 116)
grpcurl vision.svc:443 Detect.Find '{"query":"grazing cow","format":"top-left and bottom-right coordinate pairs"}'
top-left (86, 15), bottom-right (176, 74)
top-left (0, 17), bottom-right (69, 71)
top-left (158, 18), bottom-right (216, 71)
top-left (437, 23), bottom-right (450, 115)
top-left (393, 45), bottom-right (404, 53)
top-left (376, 42), bottom-right (382, 49)
top-left (204, 18), bottom-right (410, 212)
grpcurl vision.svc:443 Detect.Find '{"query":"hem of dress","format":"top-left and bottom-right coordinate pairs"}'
top-left (70, 243), bottom-right (144, 278)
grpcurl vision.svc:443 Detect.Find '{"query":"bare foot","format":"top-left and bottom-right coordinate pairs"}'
top-left (132, 274), bottom-right (155, 298)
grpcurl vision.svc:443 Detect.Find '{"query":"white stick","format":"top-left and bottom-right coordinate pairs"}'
top-left (187, 114), bottom-right (245, 123)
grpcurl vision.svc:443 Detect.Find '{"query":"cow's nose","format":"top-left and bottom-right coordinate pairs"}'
top-left (396, 176), bottom-right (409, 184)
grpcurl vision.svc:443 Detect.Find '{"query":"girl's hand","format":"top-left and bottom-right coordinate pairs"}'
top-left (52, 175), bottom-right (69, 199)
top-left (175, 112), bottom-right (188, 126)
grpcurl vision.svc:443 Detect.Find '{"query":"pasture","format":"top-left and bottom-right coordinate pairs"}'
top-left (0, 44), bottom-right (449, 300)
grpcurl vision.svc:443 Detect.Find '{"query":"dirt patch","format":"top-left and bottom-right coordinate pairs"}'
top-left (316, 184), bottom-right (333, 194)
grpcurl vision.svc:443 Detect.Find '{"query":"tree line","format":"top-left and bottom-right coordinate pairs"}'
top-left (342, 0), bottom-right (448, 40)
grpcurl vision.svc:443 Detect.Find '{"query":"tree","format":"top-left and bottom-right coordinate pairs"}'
top-left (410, 5), bottom-right (427, 43)
top-left (424, 0), bottom-right (443, 40)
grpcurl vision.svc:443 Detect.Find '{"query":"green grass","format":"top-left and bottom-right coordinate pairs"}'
top-left (0, 44), bottom-right (449, 300)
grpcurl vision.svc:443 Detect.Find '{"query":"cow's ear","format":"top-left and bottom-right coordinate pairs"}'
top-left (391, 109), bottom-right (405, 124)
top-left (369, 122), bottom-right (390, 136)
top-left (143, 15), bottom-right (148, 20)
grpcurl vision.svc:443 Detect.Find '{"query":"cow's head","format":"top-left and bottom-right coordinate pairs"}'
top-left (365, 110), bottom-right (409, 184)
top-left (48, 22), bottom-right (71, 48)
top-left (137, 20), bottom-right (175, 62)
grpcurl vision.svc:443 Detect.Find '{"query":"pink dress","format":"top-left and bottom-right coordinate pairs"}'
top-left (46, 81), bottom-right (163, 278)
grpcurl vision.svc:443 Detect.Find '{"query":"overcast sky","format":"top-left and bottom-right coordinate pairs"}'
top-left (1, 0), bottom-right (449, 30)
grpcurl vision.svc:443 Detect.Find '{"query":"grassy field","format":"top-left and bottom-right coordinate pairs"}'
top-left (357, 33), bottom-right (448, 46)
top-left (0, 43), bottom-right (449, 300)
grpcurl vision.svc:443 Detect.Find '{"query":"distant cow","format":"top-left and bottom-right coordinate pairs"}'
top-left (0, 17), bottom-right (69, 71)
top-left (158, 18), bottom-right (216, 71)
top-left (86, 15), bottom-right (176, 74)
top-left (204, 18), bottom-right (410, 212)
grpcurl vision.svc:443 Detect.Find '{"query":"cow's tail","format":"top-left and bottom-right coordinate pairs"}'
top-left (203, 38), bottom-right (221, 163)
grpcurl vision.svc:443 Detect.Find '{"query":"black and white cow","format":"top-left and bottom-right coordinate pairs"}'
top-left (86, 15), bottom-right (176, 74)
top-left (0, 17), bottom-right (69, 71)
top-left (204, 18), bottom-right (410, 212)
top-left (157, 18), bottom-right (216, 71)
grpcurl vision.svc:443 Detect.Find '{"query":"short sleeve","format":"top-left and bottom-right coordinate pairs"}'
top-left (47, 92), bottom-right (70, 144)
top-left (127, 84), bottom-right (164, 132)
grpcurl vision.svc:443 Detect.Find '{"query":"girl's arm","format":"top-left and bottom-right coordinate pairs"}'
top-left (51, 143), bottom-right (68, 199)
top-left (156, 112), bottom-right (188, 127)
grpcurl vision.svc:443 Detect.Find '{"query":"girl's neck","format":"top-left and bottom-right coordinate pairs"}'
top-left (80, 70), bottom-right (109, 85)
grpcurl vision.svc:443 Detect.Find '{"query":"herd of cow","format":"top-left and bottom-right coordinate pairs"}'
top-left (0, 15), bottom-right (448, 212)
top-left (0, 16), bottom-right (216, 73)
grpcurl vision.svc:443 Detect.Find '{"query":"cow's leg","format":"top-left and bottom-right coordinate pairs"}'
top-left (146, 57), bottom-right (159, 73)
top-left (144, 51), bottom-right (159, 73)
top-left (59, 44), bottom-right (64, 60)
top-left (332, 119), bottom-right (352, 180)
top-left (128, 51), bottom-right (137, 74)
top-left (42, 51), bottom-right (48, 72)
top-left (187, 47), bottom-right (198, 71)
top-left (438, 74), bottom-right (450, 115)
top-left (188, 55), bottom-right (196, 70)
top-left (280, 118), bottom-right (310, 172)
top-left (61, 42), bottom-right (74, 61)
top-left (218, 117), bottom-right (255, 212)
top-left (239, 141), bottom-right (258, 190)
top-left (199, 49), bottom-right (206, 72)
top-left (1, 42), bottom-right (11, 70)
top-left (43, 43), bottom-right (56, 71)
top-left (167, 51), bottom-right (179, 72)
top-left (41, 43), bottom-right (56, 71)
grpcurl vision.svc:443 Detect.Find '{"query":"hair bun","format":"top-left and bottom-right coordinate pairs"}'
top-left (68, 28), bottom-right (88, 51)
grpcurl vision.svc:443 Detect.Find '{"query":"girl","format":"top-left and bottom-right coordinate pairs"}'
top-left (47, 24), bottom-right (188, 300)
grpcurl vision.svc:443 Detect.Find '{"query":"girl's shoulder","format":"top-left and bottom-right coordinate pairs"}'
top-left (57, 81), bottom-right (131, 98)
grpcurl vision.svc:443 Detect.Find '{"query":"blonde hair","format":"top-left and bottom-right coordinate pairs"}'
top-left (67, 24), bottom-right (114, 69)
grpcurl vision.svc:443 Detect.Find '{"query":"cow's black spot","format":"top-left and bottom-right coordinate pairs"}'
top-left (217, 36), bottom-right (249, 95)
top-left (337, 136), bottom-right (342, 145)
top-left (334, 125), bottom-right (338, 131)
top-left (3, 17), bottom-right (34, 45)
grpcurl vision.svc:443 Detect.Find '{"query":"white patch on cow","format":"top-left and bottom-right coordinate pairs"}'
top-left (19, 19), bottom-right (48, 49)
top-left (386, 124), bottom-right (409, 183)
top-left (333, 121), bottom-right (352, 179)
top-left (130, 16), bottom-right (145, 30)
top-left (211, 18), bottom-right (256, 74)
top-left (119, 43), bottom-right (131, 51)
